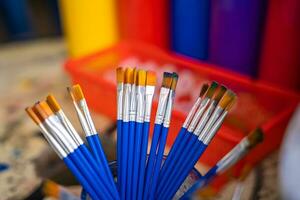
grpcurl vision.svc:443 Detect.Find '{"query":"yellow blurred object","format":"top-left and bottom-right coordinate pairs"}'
top-left (59, 0), bottom-right (119, 57)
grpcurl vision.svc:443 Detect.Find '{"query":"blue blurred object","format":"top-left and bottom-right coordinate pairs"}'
top-left (0, 0), bottom-right (33, 40)
top-left (209, 0), bottom-right (266, 77)
top-left (171, 0), bottom-right (210, 60)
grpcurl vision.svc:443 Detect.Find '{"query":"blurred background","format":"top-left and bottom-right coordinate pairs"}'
top-left (0, 0), bottom-right (299, 199)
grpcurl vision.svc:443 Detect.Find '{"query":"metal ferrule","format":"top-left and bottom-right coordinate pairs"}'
top-left (42, 116), bottom-right (75, 154)
top-left (129, 84), bottom-right (137, 122)
top-left (155, 87), bottom-right (170, 124)
top-left (39, 124), bottom-right (67, 158)
top-left (216, 138), bottom-right (249, 174)
top-left (163, 90), bottom-right (175, 127)
top-left (79, 99), bottom-right (98, 136)
top-left (196, 100), bottom-right (217, 139)
top-left (188, 97), bottom-right (210, 133)
top-left (183, 97), bottom-right (201, 128)
top-left (198, 106), bottom-right (224, 142)
top-left (136, 86), bottom-right (146, 123)
top-left (57, 110), bottom-right (84, 145)
top-left (144, 85), bottom-right (155, 122)
top-left (123, 83), bottom-right (131, 122)
top-left (72, 100), bottom-right (93, 136)
top-left (117, 83), bottom-right (124, 120)
top-left (202, 111), bottom-right (228, 144)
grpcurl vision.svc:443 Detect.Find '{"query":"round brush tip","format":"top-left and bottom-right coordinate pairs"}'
top-left (247, 128), bottom-right (264, 149)
top-left (46, 94), bottom-right (61, 113)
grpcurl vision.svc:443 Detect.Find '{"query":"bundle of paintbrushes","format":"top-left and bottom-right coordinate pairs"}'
top-left (26, 66), bottom-right (242, 200)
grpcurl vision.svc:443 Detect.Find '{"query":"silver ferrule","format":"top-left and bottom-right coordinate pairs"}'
top-left (155, 87), bottom-right (170, 124)
top-left (202, 110), bottom-right (228, 144)
top-left (144, 85), bottom-right (155, 122)
top-left (216, 138), bottom-right (249, 174)
top-left (196, 100), bottom-right (217, 139)
top-left (188, 98), bottom-right (210, 133)
top-left (123, 83), bottom-right (131, 122)
top-left (198, 106), bottom-right (224, 142)
top-left (117, 83), bottom-right (124, 120)
top-left (79, 99), bottom-right (98, 136)
top-left (163, 90), bottom-right (175, 127)
top-left (187, 97), bottom-right (210, 133)
top-left (57, 110), bottom-right (84, 146)
top-left (72, 100), bottom-right (93, 137)
top-left (43, 116), bottom-right (75, 154)
top-left (183, 97), bottom-right (201, 128)
top-left (39, 124), bottom-right (67, 158)
top-left (129, 84), bottom-right (137, 121)
top-left (136, 86), bottom-right (146, 123)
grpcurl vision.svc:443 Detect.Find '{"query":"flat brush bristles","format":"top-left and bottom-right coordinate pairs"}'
top-left (116, 67), bottom-right (124, 84)
top-left (124, 68), bottom-right (134, 84)
top-left (219, 90), bottom-right (236, 109)
top-left (47, 94), bottom-right (61, 112)
top-left (34, 101), bottom-right (53, 120)
top-left (72, 84), bottom-right (84, 101)
top-left (25, 107), bottom-right (41, 124)
top-left (162, 72), bottom-right (173, 88)
top-left (199, 84), bottom-right (209, 97)
top-left (137, 70), bottom-right (146, 86)
top-left (213, 85), bottom-right (227, 103)
top-left (146, 71), bottom-right (156, 86)
top-left (247, 128), bottom-right (264, 149)
top-left (171, 73), bottom-right (178, 90)
top-left (205, 81), bottom-right (219, 98)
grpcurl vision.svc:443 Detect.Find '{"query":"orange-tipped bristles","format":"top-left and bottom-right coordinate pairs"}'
top-left (47, 94), bottom-right (61, 113)
top-left (171, 73), bottom-right (178, 90)
top-left (25, 107), bottom-right (41, 125)
top-left (42, 180), bottom-right (60, 198)
top-left (162, 72), bottom-right (173, 88)
top-left (137, 70), bottom-right (147, 86)
top-left (146, 71), bottom-right (157, 86)
top-left (33, 101), bottom-right (54, 122)
top-left (116, 67), bottom-right (124, 84)
top-left (247, 128), bottom-right (264, 149)
top-left (213, 85), bottom-right (227, 103)
top-left (124, 68), bottom-right (134, 84)
top-left (219, 90), bottom-right (236, 109)
top-left (71, 84), bottom-right (85, 102)
top-left (205, 81), bottom-right (219, 99)
top-left (133, 68), bottom-right (138, 84)
top-left (199, 84), bottom-right (209, 98)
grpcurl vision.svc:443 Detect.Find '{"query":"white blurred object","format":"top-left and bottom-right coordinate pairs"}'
top-left (279, 104), bottom-right (300, 200)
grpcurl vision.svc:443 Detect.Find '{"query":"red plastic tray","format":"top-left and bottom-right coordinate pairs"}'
top-left (64, 41), bottom-right (299, 192)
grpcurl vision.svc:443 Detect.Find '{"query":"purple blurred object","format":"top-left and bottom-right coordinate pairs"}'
top-left (209, 0), bottom-right (266, 77)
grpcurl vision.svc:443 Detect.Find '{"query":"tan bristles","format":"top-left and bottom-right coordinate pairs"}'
top-left (137, 70), bottom-right (146, 86)
top-left (247, 128), bottom-right (264, 149)
top-left (171, 73), bottom-right (178, 90)
top-left (218, 90), bottom-right (235, 109)
top-left (199, 84), bottom-right (209, 97)
top-left (39, 101), bottom-right (54, 116)
top-left (146, 71), bottom-right (156, 86)
top-left (205, 81), bottom-right (219, 98)
top-left (25, 107), bottom-right (41, 124)
top-left (162, 72), bottom-right (173, 88)
top-left (46, 94), bottom-right (61, 113)
top-left (116, 67), bottom-right (124, 84)
top-left (71, 84), bottom-right (84, 101)
top-left (225, 94), bottom-right (237, 111)
top-left (124, 68), bottom-right (134, 84)
top-left (213, 85), bottom-right (227, 103)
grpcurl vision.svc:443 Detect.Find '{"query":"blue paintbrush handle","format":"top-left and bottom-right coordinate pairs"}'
top-left (86, 134), bottom-right (118, 196)
top-left (137, 122), bottom-right (151, 200)
top-left (69, 151), bottom-right (111, 199)
top-left (63, 157), bottom-right (101, 200)
top-left (77, 145), bottom-right (117, 199)
top-left (126, 121), bottom-right (136, 199)
top-left (121, 121), bottom-right (129, 199)
top-left (163, 142), bottom-right (207, 200)
top-left (143, 123), bottom-right (162, 200)
top-left (132, 122), bottom-right (143, 199)
top-left (149, 126), bottom-right (169, 200)
top-left (156, 131), bottom-right (193, 195)
top-left (117, 119), bottom-right (122, 190)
